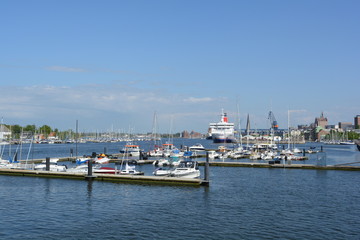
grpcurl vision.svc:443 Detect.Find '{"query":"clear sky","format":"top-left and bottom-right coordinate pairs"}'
top-left (1, 0), bottom-right (359, 133)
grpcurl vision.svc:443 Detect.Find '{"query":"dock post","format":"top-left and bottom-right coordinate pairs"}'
top-left (104, 147), bottom-right (107, 154)
top-left (86, 152), bottom-right (96, 179)
top-left (204, 152), bottom-right (210, 182)
top-left (45, 157), bottom-right (50, 171)
top-left (70, 148), bottom-right (73, 157)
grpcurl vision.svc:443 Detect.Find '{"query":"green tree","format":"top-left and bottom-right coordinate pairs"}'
top-left (39, 125), bottom-right (52, 135)
top-left (24, 124), bottom-right (36, 133)
top-left (11, 124), bottom-right (22, 139)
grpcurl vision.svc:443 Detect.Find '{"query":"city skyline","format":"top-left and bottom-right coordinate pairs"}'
top-left (1, 0), bottom-right (359, 133)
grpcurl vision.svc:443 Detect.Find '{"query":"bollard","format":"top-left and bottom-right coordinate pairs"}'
top-left (87, 152), bottom-right (97, 177)
top-left (70, 148), bottom-right (73, 157)
top-left (104, 147), bottom-right (107, 154)
top-left (303, 149), bottom-right (305, 156)
top-left (204, 152), bottom-right (210, 182)
top-left (45, 157), bottom-right (50, 171)
top-left (87, 157), bottom-right (93, 177)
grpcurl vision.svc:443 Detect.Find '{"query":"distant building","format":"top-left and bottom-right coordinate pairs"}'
top-left (355, 115), bottom-right (360, 129)
top-left (0, 125), bottom-right (11, 140)
top-left (339, 122), bottom-right (354, 131)
top-left (315, 112), bottom-right (328, 128)
top-left (181, 130), bottom-right (203, 139)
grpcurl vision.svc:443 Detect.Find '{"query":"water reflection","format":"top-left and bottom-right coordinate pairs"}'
top-left (86, 179), bottom-right (93, 199)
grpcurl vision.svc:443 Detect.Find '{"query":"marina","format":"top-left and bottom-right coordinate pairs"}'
top-left (1, 138), bottom-right (360, 239)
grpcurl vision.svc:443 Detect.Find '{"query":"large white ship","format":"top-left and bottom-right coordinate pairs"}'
top-left (207, 110), bottom-right (237, 143)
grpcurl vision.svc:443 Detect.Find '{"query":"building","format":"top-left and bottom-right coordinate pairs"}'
top-left (355, 115), bottom-right (360, 129)
top-left (0, 124), bottom-right (11, 140)
top-left (339, 122), bottom-right (354, 131)
top-left (315, 112), bottom-right (328, 128)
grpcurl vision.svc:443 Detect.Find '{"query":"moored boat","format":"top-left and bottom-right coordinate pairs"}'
top-left (169, 160), bottom-right (200, 178)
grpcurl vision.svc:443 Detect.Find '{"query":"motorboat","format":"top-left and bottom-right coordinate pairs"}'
top-left (95, 156), bottom-right (110, 164)
top-left (207, 150), bottom-right (220, 159)
top-left (152, 159), bottom-right (170, 167)
top-left (120, 144), bottom-right (141, 157)
top-left (153, 167), bottom-right (172, 176)
top-left (169, 160), bottom-right (200, 178)
top-left (162, 143), bottom-right (177, 157)
top-left (66, 164), bottom-right (119, 174)
top-left (188, 143), bottom-right (205, 152)
top-left (119, 161), bottom-right (144, 175)
top-left (34, 163), bottom-right (67, 172)
top-left (148, 146), bottom-right (164, 157)
top-left (76, 157), bottom-right (91, 164)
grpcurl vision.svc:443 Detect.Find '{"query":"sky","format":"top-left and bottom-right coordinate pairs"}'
top-left (1, 0), bottom-right (359, 134)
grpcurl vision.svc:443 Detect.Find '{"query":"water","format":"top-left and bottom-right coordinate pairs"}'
top-left (1, 139), bottom-right (360, 239)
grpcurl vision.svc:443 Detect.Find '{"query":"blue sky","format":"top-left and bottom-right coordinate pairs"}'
top-left (1, 0), bottom-right (359, 133)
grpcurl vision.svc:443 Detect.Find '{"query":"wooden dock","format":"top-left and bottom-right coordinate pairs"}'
top-left (197, 161), bottom-right (360, 171)
top-left (0, 168), bottom-right (209, 186)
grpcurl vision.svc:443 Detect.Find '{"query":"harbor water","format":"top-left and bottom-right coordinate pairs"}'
top-left (1, 139), bottom-right (360, 239)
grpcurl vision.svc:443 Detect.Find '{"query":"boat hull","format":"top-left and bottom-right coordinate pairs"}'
top-left (213, 137), bottom-right (237, 143)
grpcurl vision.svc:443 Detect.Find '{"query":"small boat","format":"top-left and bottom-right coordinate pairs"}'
top-left (94, 166), bottom-right (119, 174)
top-left (94, 156), bottom-right (110, 164)
top-left (34, 163), bottom-right (67, 172)
top-left (76, 157), bottom-right (91, 164)
top-left (169, 160), bottom-right (200, 178)
top-left (120, 144), bottom-right (141, 157)
top-left (152, 159), bottom-right (170, 167)
top-left (188, 143), bottom-right (205, 151)
top-left (153, 167), bottom-right (172, 176)
top-left (41, 158), bottom-right (60, 164)
top-left (66, 165), bottom-right (119, 174)
top-left (207, 150), bottom-right (220, 159)
top-left (119, 161), bottom-right (144, 175)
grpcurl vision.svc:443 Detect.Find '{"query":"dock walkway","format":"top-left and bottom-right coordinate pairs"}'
top-left (0, 168), bottom-right (208, 186)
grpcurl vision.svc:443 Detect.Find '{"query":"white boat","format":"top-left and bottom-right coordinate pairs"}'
top-left (41, 158), bottom-right (60, 164)
top-left (208, 110), bottom-right (237, 143)
top-left (148, 146), bottom-right (164, 157)
top-left (152, 159), bottom-right (170, 167)
top-left (169, 160), bottom-right (200, 178)
top-left (94, 156), bottom-right (110, 164)
top-left (120, 144), bottom-right (141, 157)
top-left (119, 161), bottom-right (144, 175)
top-left (153, 167), bottom-right (172, 176)
top-left (188, 143), bottom-right (205, 151)
top-left (207, 150), bottom-right (220, 159)
top-left (34, 163), bottom-right (67, 172)
top-left (66, 164), bottom-right (119, 174)
top-left (162, 143), bottom-right (177, 157)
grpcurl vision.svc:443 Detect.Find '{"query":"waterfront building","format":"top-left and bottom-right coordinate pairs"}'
top-left (355, 115), bottom-right (360, 129)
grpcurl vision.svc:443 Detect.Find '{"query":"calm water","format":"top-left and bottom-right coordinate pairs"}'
top-left (1, 139), bottom-right (360, 239)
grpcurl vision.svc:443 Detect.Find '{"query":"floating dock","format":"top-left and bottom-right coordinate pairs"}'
top-left (0, 168), bottom-right (209, 186)
top-left (197, 161), bottom-right (360, 171)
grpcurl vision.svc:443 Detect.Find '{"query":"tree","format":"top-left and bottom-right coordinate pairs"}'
top-left (39, 125), bottom-right (52, 135)
top-left (24, 124), bottom-right (36, 133)
top-left (11, 124), bottom-right (22, 139)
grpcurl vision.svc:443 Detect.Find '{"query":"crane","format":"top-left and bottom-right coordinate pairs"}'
top-left (268, 111), bottom-right (279, 130)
